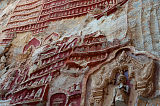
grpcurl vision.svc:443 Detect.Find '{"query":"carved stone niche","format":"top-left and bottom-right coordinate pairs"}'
top-left (81, 47), bottom-right (156, 106)
top-left (66, 94), bottom-right (81, 106)
top-left (50, 93), bottom-right (67, 106)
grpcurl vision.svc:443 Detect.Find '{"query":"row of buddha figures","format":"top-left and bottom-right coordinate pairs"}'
top-left (1, 0), bottom-right (129, 46)
top-left (3, 0), bottom-right (128, 35)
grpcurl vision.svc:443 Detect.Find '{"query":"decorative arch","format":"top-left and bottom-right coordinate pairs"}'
top-left (50, 93), bottom-right (67, 106)
top-left (81, 46), bottom-right (156, 106)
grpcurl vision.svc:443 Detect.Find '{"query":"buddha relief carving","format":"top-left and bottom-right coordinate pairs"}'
top-left (111, 71), bottom-right (129, 106)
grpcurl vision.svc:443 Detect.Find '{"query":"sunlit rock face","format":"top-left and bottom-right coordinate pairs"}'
top-left (0, 0), bottom-right (160, 106)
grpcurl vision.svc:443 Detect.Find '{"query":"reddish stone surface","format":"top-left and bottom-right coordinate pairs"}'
top-left (23, 38), bottom-right (40, 52)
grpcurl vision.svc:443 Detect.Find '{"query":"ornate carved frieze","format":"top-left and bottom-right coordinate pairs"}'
top-left (0, 0), bottom-right (129, 46)
top-left (1, 29), bottom-right (158, 106)
top-left (1, 67), bottom-right (59, 105)
top-left (10, 84), bottom-right (48, 105)
top-left (2, 0), bottom-right (128, 45)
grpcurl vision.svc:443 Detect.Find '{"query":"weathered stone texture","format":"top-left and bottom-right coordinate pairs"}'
top-left (0, 0), bottom-right (159, 106)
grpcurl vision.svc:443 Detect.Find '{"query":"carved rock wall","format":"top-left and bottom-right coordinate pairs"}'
top-left (0, 0), bottom-right (160, 106)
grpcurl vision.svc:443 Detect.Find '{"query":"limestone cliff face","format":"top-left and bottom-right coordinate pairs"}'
top-left (0, 0), bottom-right (159, 106)
top-left (127, 0), bottom-right (160, 57)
